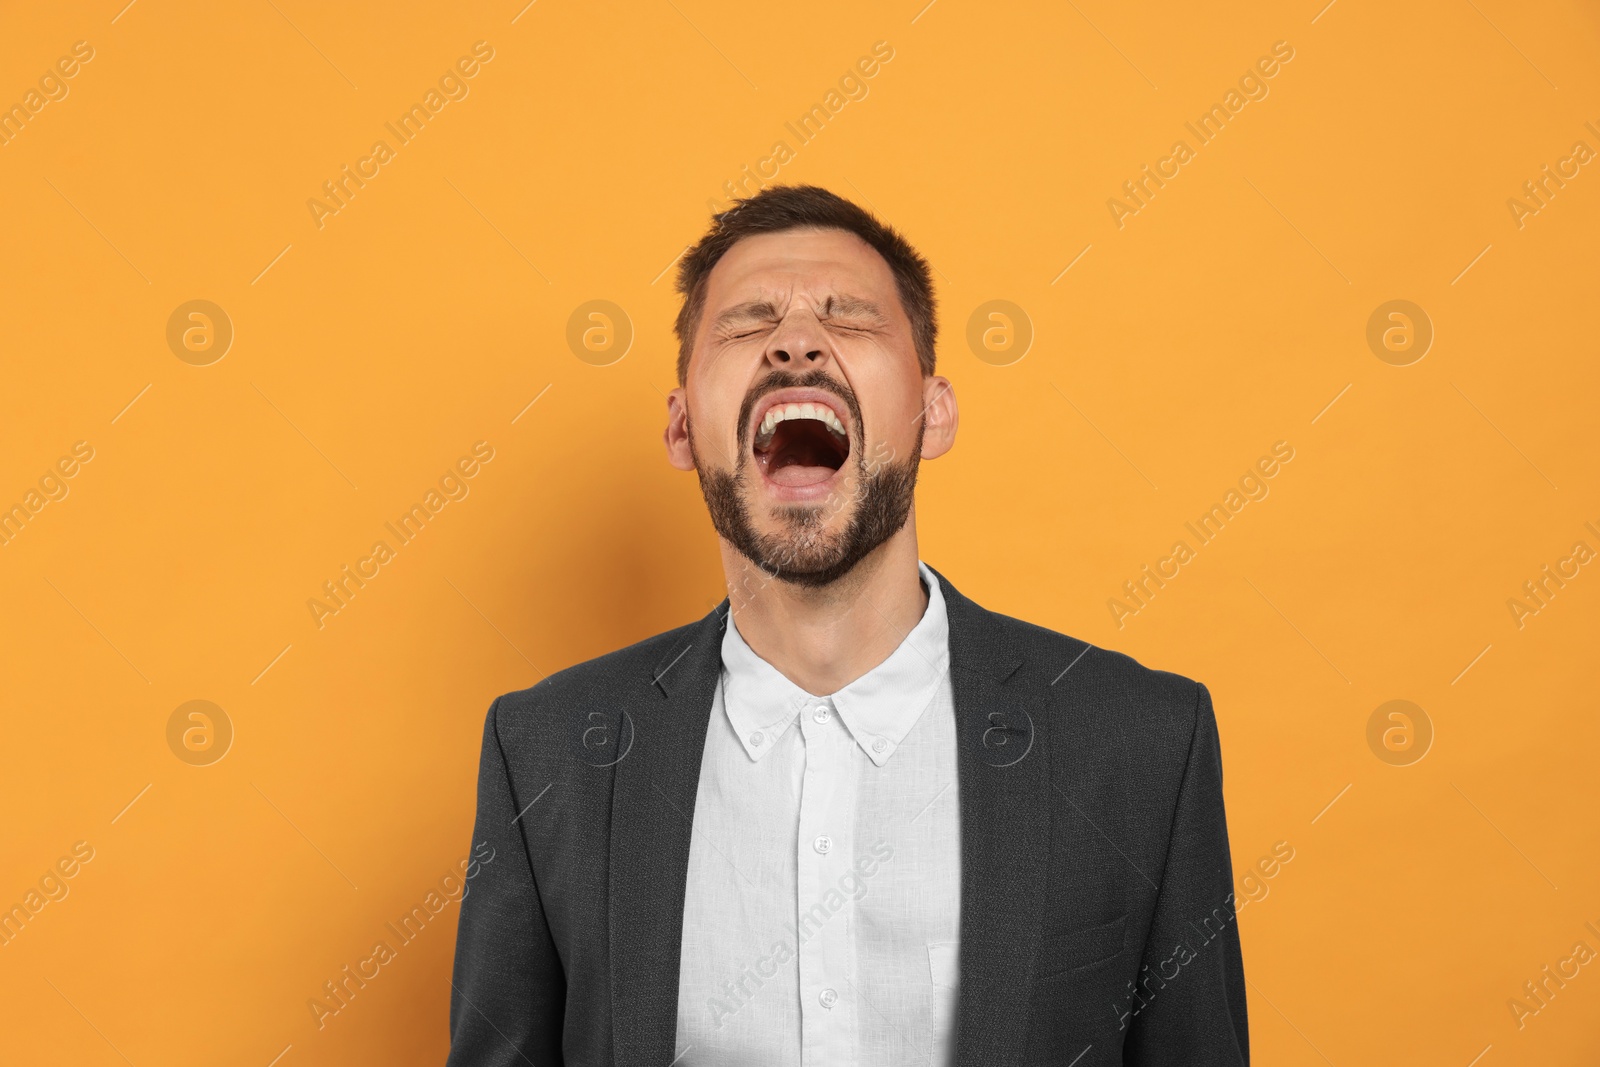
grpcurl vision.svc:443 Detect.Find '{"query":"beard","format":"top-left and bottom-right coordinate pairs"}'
top-left (688, 379), bottom-right (924, 590)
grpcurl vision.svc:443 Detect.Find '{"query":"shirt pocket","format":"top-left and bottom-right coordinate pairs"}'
top-left (927, 940), bottom-right (960, 988)
top-left (1036, 912), bottom-right (1128, 979)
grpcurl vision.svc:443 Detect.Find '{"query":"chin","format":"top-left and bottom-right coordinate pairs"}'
top-left (707, 463), bottom-right (918, 591)
top-left (746, 508), bottom-right (862, 586)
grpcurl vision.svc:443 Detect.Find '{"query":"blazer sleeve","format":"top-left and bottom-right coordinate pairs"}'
top-left (446, 696), bottom-right (566, 1066)
top-left (1124, 682), bottom-right (1249, 1065)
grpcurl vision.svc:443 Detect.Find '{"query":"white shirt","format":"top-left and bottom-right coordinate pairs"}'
top-left (674, 561), bottom-right (962, 1067)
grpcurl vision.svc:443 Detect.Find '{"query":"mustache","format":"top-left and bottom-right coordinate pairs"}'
top-left (734, 368), bottom-right (863, 455)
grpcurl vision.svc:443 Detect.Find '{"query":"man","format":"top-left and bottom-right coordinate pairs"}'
top-left (446, 185), bottom-right (1248, 1066)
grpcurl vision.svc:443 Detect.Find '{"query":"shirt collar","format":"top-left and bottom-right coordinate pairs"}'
top-left (719, 560), bottom-right (951, 766)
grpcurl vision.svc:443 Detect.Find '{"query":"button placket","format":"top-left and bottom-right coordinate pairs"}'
top-left (795, 698), bottom-right (856, 1067)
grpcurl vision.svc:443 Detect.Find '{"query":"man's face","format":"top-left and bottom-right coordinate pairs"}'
top-left (664, 226), bottom-right (956, 588)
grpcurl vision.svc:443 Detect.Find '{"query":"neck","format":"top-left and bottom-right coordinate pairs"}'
top-left (718, 520), bottom-right (928, 696)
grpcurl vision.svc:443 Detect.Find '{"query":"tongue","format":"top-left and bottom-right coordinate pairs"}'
top-left (766, 464), bottom-right (836, 487)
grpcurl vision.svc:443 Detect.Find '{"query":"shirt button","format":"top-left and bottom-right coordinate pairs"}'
top-left (819, 987), bottom-right (838, 1008)
top-left (813, 835), bottom-right (833, 854)
top-left (749, 731), bottom-right (764, 747)
top-left (813, 706), bottom-right (830, 723)
top-left (872, 738), bottom-right (888, 754)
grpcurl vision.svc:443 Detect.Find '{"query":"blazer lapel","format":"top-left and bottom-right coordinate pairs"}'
top-left (932, 566), bottom-right (1054, 1067)
top-left (609, 602), bottom-right (728, 1067)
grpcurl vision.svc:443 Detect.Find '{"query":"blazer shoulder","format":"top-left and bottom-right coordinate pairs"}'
top-left (983, 605), bottom-right (1206, 727)
top-left (490, 616), bottom-right (706, 726)
top-left (974, 607), bottom-right (1211, 785)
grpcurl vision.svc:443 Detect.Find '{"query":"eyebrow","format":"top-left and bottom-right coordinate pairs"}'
top-left (818, 294), bottom-right (887, 322)
top-left (710, 294), bottom-right (887, 332)
top-left (711, 299), bottom-right (782, 332)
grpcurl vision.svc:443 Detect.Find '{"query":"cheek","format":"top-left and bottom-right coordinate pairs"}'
top-left (687, 386), bottom-right (746, 454)
top-left (859, 383), bottom-right (926, 456)
top-left (842, 338), bottom-right (926, 435)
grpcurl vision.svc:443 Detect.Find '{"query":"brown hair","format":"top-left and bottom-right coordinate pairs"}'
top-left (672, 184), bottom-right (937, 385)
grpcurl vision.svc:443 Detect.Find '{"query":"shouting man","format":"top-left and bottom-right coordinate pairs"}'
top-left (446, 185), bottom-right (1248, 1066)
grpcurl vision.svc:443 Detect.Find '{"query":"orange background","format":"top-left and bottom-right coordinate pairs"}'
top-left (3, 1), bottom-right (1598, 1063)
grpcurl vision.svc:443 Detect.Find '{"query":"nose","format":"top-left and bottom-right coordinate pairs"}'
top-left (764, 308), bottom-right (830, 372)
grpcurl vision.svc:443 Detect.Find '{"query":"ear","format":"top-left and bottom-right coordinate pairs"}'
top-left (918, 376), bottom-right (958, 460)
top-left (663, 387), bottom-right (696, 471)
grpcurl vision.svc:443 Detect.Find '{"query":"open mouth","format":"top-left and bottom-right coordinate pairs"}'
top-left (751, 395), bottom-right (851, 490)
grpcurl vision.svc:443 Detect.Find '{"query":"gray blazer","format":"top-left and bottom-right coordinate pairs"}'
top-left (446, 564), bottom-right (1248, 1066)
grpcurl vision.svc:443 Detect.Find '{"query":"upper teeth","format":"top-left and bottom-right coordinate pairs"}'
top-left (758, 402), bottom-right (848, 441)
